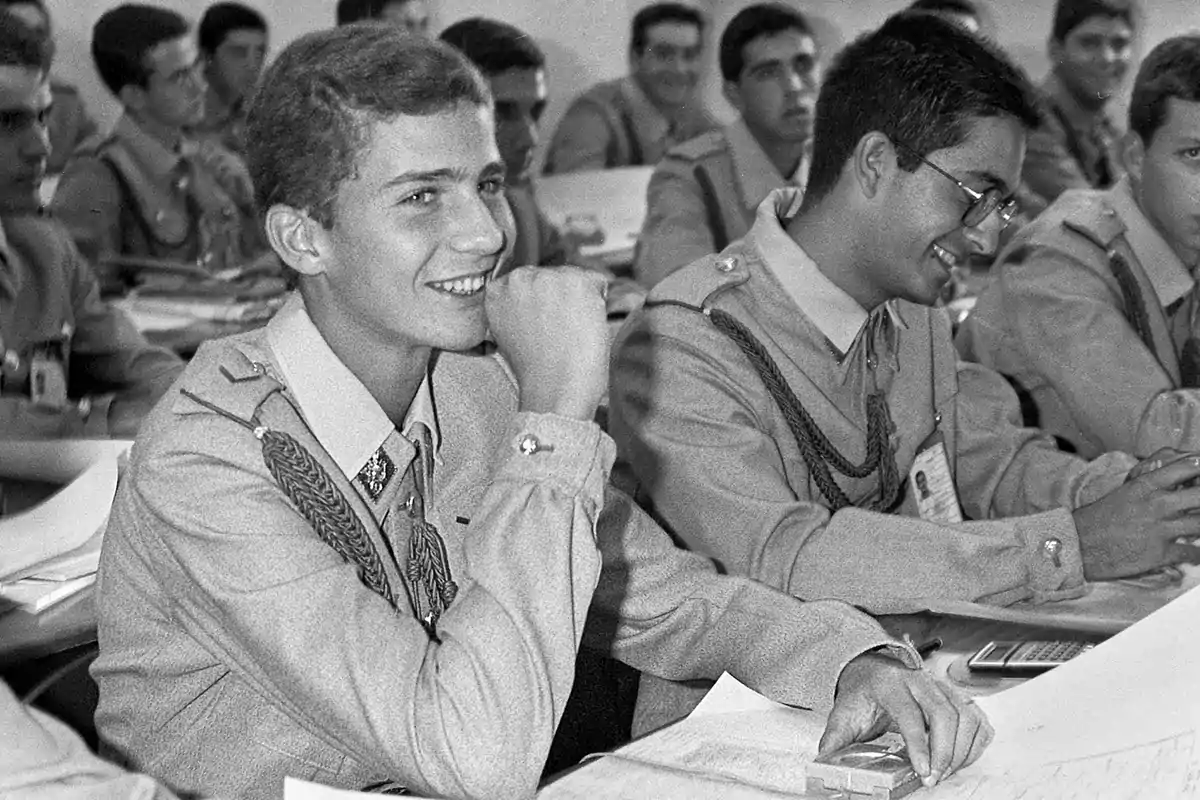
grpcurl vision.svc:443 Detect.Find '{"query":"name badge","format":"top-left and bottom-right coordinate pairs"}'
top-left (908, 433), bottom-right (963, 525)
top-left (29, 341), bottom-right (68, 410)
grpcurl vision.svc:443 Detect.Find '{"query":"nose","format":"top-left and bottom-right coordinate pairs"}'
top-left (963, 213), bottom-right (1002, 258)
top-left (449, 190), bottom-right (506, 255)
top-left (23, 120), bottom-right (50, 161)
top-left (517, 113), bottom-right (539, 152)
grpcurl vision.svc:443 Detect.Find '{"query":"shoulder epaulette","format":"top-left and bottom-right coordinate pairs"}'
top-left (173, 340), bottom-right (283, 421)
top-left (662, 129), bottom-right (728, 164)
top-left (1056, 190), bottom-right (1127, 250)
top-left (645, 246), bottom-right (751, 310)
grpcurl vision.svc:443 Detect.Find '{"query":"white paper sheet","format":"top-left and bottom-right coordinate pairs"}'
top-left (284, 777), bottom-right (437, 800)
top-left (0, 454), bottom-right (117, 581)
top-left (0, 439), bottom-right (132, 483)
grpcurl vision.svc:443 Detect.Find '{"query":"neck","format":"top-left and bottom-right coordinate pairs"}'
top-left (785, 195), bottom-right (885, 311)
top-left (1055, 66), bottom-right (1108, 114)
top-left (632, 73), bottom-right (682, 118)
top-left (127, 109), bottom-right (182, 151)
top-left (753, 129), bottom-right (809, 180)
top-left (305, 292), bottom-right (431, 427)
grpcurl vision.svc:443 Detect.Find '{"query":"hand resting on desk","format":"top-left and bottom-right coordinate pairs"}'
top-left (820, 653), bottom-right (991, 789)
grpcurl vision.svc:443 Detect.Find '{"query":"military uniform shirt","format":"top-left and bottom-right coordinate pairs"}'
top-left (0, 214), bottom-right (182, 439)
top-left (635, 117), bottom-right (809, 289)
top-left (610, 191), bottom-right (1136, 617)
top-left (958, 178), bottom-right (1200, 459)
top-left (1021, 72), bottom-right (1124, 215)
top-left (543, 76), bottom-right (717, 175)
top-left (52, 114), bottom-right (265, 288)
top-left (46, 80), bottom-right (99, 175)
top-left (94, 293), bottom-right (919, 800)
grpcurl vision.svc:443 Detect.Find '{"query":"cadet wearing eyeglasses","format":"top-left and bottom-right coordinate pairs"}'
top-left (609, 14), bottom-right (1200, 733)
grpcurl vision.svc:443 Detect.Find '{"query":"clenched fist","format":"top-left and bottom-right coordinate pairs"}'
top-left (485, 265), bottom-right (610, 420)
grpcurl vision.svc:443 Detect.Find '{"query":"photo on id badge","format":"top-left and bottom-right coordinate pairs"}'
top-left (29, 337), bottom-right (68, 410)
top-left (908, 432), bottom-right (963, 524)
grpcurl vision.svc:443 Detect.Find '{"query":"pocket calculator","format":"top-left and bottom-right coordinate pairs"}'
top-left (966, 640), bottom-right (1095, 674)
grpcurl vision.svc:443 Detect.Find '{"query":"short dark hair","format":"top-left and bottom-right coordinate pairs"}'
top-left (0, 0), bottom-right (48, 29)
top-left (198, 2), bottom-right (267, 55)
top-left (908, 0), bottom-right (980, 17)
top-left (1051, 0), bottom-right (1136, 43)
top-left (719, 3), bottom-right (812, 82)
top-left (336, 0), bottom-right (414, 25)
top-left (439, 17), bottom-right (544, 76)
top-left (804, 13), bottom-right (1040, 206)
top-left (91, 4), bottom-right (190, 95)
top-left (631, 2), bottom-right (704, 54)
top-left (0, 6), bottom-right (50, 69)
top-left (1129, 35), bottom-right (1200, 145)
top-left (245, 23), bottom-right (490, 228)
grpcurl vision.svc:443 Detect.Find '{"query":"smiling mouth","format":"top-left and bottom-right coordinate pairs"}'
top-left (427, 270), bottom-right (490, 297)
top-left (932, 243), bottom-right (962, 271)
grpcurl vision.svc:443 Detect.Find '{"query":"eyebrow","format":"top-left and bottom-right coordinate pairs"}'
top-left (380, 162), bottom-right (506, 190)
top-left (965, 169), bottom-right (1010, 194)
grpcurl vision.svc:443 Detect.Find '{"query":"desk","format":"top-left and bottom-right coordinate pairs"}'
top-left (539, 575), bottom-right (1192, 799)
top-left (0, 586), bottom-right (96, 670)
top-left (141, 316), bottom-right (269, 357)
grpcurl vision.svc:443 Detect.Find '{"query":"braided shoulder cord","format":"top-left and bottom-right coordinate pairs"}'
top-left (1109, 250), bottom-right (1157, 357)
top-left (706, 308), bottom-right (902, 513)
top-left (179, 389), bottom-right (401, 612)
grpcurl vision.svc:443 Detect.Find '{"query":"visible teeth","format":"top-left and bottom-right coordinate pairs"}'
top-left (933, 244), bottom-right (960, 268)
top-left (432, 273), bottom-right (488, 295)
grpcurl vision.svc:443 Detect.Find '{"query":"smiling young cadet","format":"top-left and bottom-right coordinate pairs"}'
top-left (543, 2), bottom-right (718, 174)
top-left (609, 13), bottom-right (1200, 677)
top-left (634, 3), bottom-right (818, 289)
top-left (959, 36), bottom-right (1200, 461)
top-left (193, 2), bottom-right (268, 156)
top-left (0, 8), bottom-right (181, 439)
top-left (50, 4), bottom-right (267, 290)
top-left (1021, 0), bottom-right (1137, 215)
top-left (92, 25), bottom-right (991, 800)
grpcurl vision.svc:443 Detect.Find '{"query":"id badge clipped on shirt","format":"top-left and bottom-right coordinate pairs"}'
top-left (29, 338), bottom-right (68, 410)
top-left (908, 432), bottom-right (964, 525)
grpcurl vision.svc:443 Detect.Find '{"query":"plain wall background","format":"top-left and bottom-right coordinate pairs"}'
top-left (40, 0), bottom-right (1200, 170)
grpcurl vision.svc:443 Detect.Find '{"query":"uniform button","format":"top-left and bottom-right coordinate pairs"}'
top-left (866, 353), bottom-right (879, 370)
top-left (518, 433), bottom-right (553, 455)
top-left (1042, 538), bottom-right (1063, 568)
top-left (716, 256), bottom-right (737, 273)
top-left (222, 207), bottom-right (234, 219)
top-left (934, 411), bottom-right (943, 426)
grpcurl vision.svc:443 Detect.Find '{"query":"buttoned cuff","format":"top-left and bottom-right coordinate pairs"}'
top-left (492, 411), bottom-right (616, 498)
top-left (1018, 508), bottom-right (1086, 603)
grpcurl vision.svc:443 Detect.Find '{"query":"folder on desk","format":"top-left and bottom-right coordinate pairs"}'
top-left (533, 167), bottom-right (653, 266)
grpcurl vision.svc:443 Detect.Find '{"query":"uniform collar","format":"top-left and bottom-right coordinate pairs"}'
top-left (747, 189), bottom-right (903, 355)
top-left (1109, 177), bottom-right (1194, 308)
top-left (726, 117), bottom-right (805, 213)
top-left (265, 295), bottom-right (441, 480)
top-left (620, 76), bottom-right (671, 149)
top-left (1042, 71), bottom-right (1115, 139)
top-left (111, 114), bottom-right (185, 180)
top-left (202, 85), bottom-right (241, 127)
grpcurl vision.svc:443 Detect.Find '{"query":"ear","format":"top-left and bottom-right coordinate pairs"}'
top-left (117, 83), bottom-right (147, 113)
top-left (851, 131), bottom-right (893, 200)
top-left (721, 79), bottom-right (743, 114)
top-left (264, 204), bottom-right (328, 277)
top-left (1122, 131), bottom-right (1145, 185)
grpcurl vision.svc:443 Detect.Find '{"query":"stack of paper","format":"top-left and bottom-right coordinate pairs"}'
top-left (0, 446), bottom-right (121, 614)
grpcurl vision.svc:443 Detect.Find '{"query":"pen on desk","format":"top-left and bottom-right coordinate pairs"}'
top-left (903, 634), bottom-right (943, 659)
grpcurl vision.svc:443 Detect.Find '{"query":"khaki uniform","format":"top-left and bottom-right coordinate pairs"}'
top-left (46, 80), bottom-right (99, 175)
top-left (610, 192), bottom-right (1136, 622)
top-left (0, 214), bottom-right (181, 439)
top-left (1021, 72), bottom-right (1124, 216)
top-left (192, 85), bottom-right (248, 156)
top-left (958, 179), bottom-right (1200, 460)
top-left (52, 115), bottom-right (266, 290)
top-left (543, 77), bottom-right (717, 175)
top-left (94, 295), bottom-right (917, 800)
top-left (634, 117), bottom-right (808, 289)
